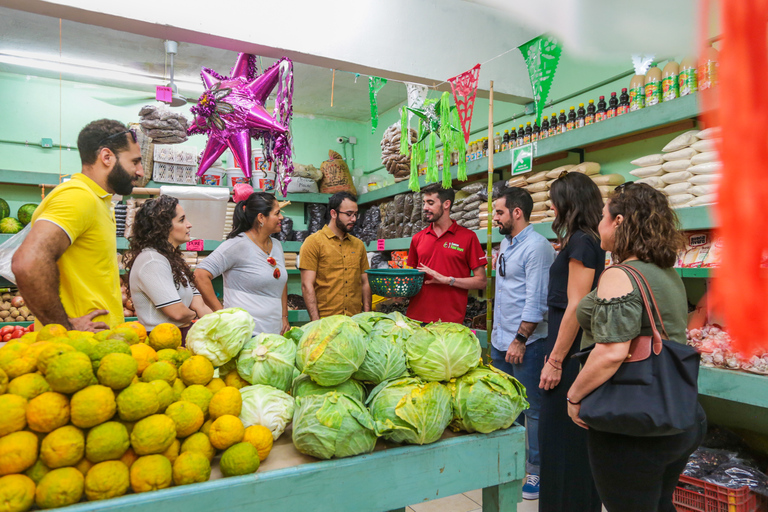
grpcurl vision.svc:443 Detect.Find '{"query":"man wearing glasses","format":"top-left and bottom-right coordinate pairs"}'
top-left (13, 119), bottom-right (144, 331)
top-left (299, 191), bottom-right (371, 320)
top-left (491, 187), bottom-right (555, 501)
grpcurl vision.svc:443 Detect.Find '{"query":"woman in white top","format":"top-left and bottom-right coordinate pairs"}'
top-left (126, 195), bottom-right (210, 341)
top-left (195, 192), bottom-right (289, 335)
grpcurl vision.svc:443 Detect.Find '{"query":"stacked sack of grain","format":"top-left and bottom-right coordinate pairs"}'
top-left (523, 170), bottom-right (554, 223)
top-left (450, 182), bottom-right (484, 230)
top-left (629, 128), bottom-right (720, 208)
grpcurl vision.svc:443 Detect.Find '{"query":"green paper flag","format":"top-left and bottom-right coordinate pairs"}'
top-left (519, 35), bottom-right (562, 125)
top-left (369, 76), bottom-right (388, 133)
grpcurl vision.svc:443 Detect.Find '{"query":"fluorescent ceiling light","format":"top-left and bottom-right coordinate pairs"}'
top-left (0, 49), bottom-right (203, 92)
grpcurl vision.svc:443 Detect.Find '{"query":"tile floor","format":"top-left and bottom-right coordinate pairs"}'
top-left (406, 490), bottom-right (608, 512)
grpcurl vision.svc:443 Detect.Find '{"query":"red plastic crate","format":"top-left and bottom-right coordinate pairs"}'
top-left (674, 474), bottom-right (768, 512)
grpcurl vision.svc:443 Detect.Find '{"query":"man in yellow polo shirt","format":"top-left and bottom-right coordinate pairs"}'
top-left (299, 192), bottom-right (371, 320)
top-left (12, 119), bottom-right (144, 331)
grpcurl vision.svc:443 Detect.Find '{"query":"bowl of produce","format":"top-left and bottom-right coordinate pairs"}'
top-left (365, 269), bottom-right (424, 298)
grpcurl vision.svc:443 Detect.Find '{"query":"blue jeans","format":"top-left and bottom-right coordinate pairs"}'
top-left (491, 341), bottom-right (545, 476)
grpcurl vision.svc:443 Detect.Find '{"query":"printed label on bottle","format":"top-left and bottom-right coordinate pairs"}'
top-left (532, 133), bottom-right (539, 142)
top-left (662, 76), bottom-right (679, 102)
top-left (595, 112), bottom-right (606, 123)
top-left (559, 125), bottom-right (567, 134)
top-left (540, 131), bottom-right (548, 139)
top-left (549, 128), bottom-right (557, 137)
top-left (616, 106), bottom-right (628, 116)
top-left (678, 69), bottom-right (698, 96)
top-left (576, 119), bottom-right (585, 128)
top-left (585, 115), bottom-right (595, 126)
top-left (645, 81), bottom-right (661, 106)
top-left (523, 135), bottom-right (531, 144)
top-left (566, 121), bottom-right (574, 131)
top-left (629, 87), bottom-right (645, 111)
top-left (607, 109), bottom-right (616, 119)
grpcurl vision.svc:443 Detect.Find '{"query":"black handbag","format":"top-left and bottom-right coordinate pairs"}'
top-left (572, 264), bottom-right (701, 437)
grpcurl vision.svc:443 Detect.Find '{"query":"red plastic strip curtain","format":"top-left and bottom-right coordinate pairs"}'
top-left (702, 0), bottom-right (768, 355)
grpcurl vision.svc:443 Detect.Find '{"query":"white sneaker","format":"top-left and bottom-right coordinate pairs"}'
top-left (522, 474), bottom-right (540, 500)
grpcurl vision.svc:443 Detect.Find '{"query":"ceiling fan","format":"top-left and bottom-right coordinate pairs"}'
top-left (94, 40), bottom-right (188, 107)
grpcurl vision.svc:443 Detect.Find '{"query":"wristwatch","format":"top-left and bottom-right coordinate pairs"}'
top-left (449, 277), bottom-right (456, 287)
top-left (514, 332), bottom-right (528, 344)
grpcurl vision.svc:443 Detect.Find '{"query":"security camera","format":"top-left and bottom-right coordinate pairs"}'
top-left (337, 136), bottom-right (349, 144)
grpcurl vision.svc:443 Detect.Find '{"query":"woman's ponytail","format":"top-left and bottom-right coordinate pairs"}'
top-left (227, 192), bottom-right (276, 239)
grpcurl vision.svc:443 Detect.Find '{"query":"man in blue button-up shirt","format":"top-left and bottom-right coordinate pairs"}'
top-left (491, 187), bottom-right (556, 500)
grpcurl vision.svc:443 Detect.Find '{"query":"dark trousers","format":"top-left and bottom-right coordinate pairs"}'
top-left (538, 307), bottom-right (602, 512)
top-left (587, 407), bottom-right (707, 512)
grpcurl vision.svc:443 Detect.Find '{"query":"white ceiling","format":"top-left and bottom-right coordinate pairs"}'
top-left (0, 6), bottom-right (409, 121)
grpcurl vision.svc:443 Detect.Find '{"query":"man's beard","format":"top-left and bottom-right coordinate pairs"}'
top-left (425, 208), bottom-right (442, 223)
top-left (498, 220), bottom-right (513, 235)
top-left (107, 158), bottom-right (136, 195)
top-left (335, 216), bottom-right (353, 234)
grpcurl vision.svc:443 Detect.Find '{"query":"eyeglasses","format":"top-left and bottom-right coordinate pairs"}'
top-left (97, 128), bottom-right (137, 149)
top-left (498, 253), bottom-right (506, 277)
top-left (267, 256), bottom-right (281, 279)
top-left (337, 210), bottom-right (358, 219)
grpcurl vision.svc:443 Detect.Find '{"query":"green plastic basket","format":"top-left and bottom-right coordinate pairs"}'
top-left (366, 269), bottom-right (424, 298)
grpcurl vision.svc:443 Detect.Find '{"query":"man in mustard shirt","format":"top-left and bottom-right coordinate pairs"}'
top-left (12, 119), bottom-right (144, 331)
top-left (299, 192), bottom-right (371, 320)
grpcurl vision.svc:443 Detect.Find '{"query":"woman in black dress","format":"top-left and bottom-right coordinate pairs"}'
top-left (537, 171), bottom-right (605, 512)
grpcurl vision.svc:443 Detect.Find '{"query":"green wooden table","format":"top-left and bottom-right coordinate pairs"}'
top-left (55, 426), bottom-right (526, 512)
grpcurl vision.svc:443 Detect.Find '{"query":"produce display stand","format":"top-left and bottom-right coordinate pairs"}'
top-left (54, 426), bottom-right (526, 512)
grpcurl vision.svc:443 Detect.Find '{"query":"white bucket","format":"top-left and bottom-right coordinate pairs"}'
top-left (226, 167), bottom-right (251, 190)
top-left (252, 171), bottom-right (276, 192)
top-left (199, 166), bottom-right (225, 186)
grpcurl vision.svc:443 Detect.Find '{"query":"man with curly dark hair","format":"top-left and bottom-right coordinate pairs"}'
top-left (125, 195), bottom-right (210, 340)
top-left (12, 119), bottom-right (144, 331)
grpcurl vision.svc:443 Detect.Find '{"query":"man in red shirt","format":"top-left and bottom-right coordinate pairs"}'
top-left (407, 183), bottom-right (487, 324)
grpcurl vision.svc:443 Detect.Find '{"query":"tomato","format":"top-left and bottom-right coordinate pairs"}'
top-left (27, 324), bottom-right (34, 332)
top-left (13, 325), bottom-right (24, 332)
top-left (0, 326), bottom-right (14, 337)
top-left (10, 330), bottom-right (23, 339)
top-left (2, 334), bottom-right (11, 342)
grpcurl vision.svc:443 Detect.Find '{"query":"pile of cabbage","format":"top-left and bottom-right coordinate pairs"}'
top-left (187, 309), bottom-right (527, 461)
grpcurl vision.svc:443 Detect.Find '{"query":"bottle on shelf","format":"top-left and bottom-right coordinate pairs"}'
top-left (517, 124), bottom-right (525, 147)
top-left (549, 113), bottom-right (558, 137)
top-left (607, 92), bottom-right (618, 118)
top-left (617, 88), bottom-right (630, 115)
top-left (558, 109), bottom-right (567, 134)
top-left (629, 73), bottom-right (646, 111)
top-left (644, 62), bottom-right (662, 107)
top-left (509, 127), bottom-right (517, 148)
top-left (501, 130), bottom-right (510, 151)
top-left (679, 56), bottom-right (698, 97)
top-left (482, 138), bottom-right (489, 157)
top-left (585, 99), bottom-right (596, 125)
top-left (523, 122), bottom-right (532, 144)
top-left (698, 47), bottom-right (719, 91)
top-left (662, 60), bottom-right (679, 102)
top-left (595, 96), bottom-right (607, 122)
top-left (540, 116), bottom-right (550, 139)
top-left (532, 121), bottom-right (541, 142)
top-left (494, 132), bottom-right (502, 153)
top-left (566, 107), bottom-right (576, 131)
top-left (576, 103), bottom-right (586, 128)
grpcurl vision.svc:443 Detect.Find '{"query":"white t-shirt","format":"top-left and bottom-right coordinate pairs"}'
top-left (197, 234), bottom-right (287, 335)
top-left (129, 249), bottom-right (199, 331)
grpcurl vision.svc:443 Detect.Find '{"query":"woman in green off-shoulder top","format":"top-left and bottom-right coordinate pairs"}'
top-left (566, 182), bottom-right (706, 512)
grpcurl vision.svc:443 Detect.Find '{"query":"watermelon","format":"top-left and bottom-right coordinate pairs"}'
top-left (17, 203), bottom-right (38, 226)
top-left (0, 198), bottom-right (8, 221)
top-left (0, 217), bottom-right (22, 234)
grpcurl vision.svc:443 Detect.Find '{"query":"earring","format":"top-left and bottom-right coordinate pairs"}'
top-left (259, 223), bottom-right (264, 228)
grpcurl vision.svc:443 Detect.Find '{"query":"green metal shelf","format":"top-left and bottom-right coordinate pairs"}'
top-left (675, 267), bottom-right (714, 278)
top-left (698, 366), bottom-right (768, 408)
top-left (275, 192), bottom-right (332, 203)
top-left (358, 93), bottom-right (700, 205)
top-left (0, 169), bottom-right (62, 186)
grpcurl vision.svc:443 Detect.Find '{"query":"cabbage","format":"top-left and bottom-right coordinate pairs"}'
top-left (216, 358), bottom-right (237, 377)
top-left (295, 315), bottom-right (367, 386)
top-left (447, 366), bottom-right (529, 434)
top-left (239, 384), bottom-right (295, 440)
top-left (236, 333), bottom-right (297, 392)
top-left (350, 312), bottom-right (389, 333)
top-left (292, 392), bottom-right (378, 459)
top-left (186, 307), bottom-right (254, 366)
top-left (284, 326), bottom-right (304, 345)
top-left (367, 377), bottom-right (452, 445)
top-left (291, 374), bottom-right (367, 403)
top-left (405, 322), bottom-right (481, 381)
top-left (352, 333), bottom-right (408, 385)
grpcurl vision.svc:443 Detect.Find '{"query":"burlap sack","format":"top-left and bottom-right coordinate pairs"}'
top-left (319, 150), bottom-right (357, 194)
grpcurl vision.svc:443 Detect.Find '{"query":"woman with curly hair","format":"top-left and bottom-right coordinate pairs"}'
top-left (537, 171), bottom-right (604, 511)
top-left (567, 183), bottom-right (706, 511)
top-left (125, 195), bottom-right (210, 339)
top-left (194, 192), bottom-right (289, 335)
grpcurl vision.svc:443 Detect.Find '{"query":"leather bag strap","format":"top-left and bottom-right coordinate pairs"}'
top-left (614, 264), bottom-right (664, 355)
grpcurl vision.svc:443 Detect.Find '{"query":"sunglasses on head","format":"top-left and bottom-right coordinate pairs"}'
top-left (98, 128), bottom-right (137, 149)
